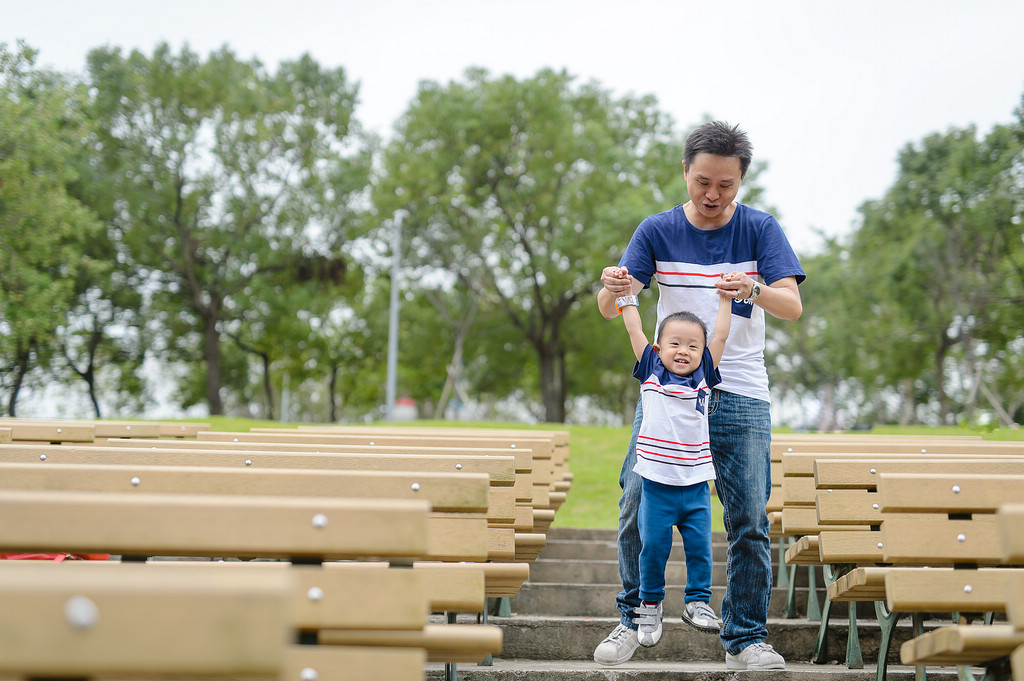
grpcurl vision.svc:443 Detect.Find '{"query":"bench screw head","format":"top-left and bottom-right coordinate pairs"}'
top-left (957, 533), bottom-right (966, 542)
top-left (130, 477), bottom-right (141, 487)
top-left (64, 595), bottom-right (99, 629)
top-left (877, 542), bottom-right (884, 549)
top-left (245, 460), bottom-right (252, 466)
top-left (411, 483), bottom-right (421, 492)
top-left (56, 428), bottom-right (62, 433)
top-left (312, 513), bottom-right (329, 529)
top-left (233, 438), bottom-right (239, 442)
top-left (510, 444), bottom-right (516, 448)
top-left (952, 485), bottom-right (961, 494)
top-left (870, 468), bottom-right (877, 475)
top-left (39, 454), bottom-right (46, 461)
top-left (307, 587), bottom-right (324, 602)
top-left (963, 584), bottom-right (973, 594)
top-left (921, 449), bottom-right (927, 454)
top-left (455, 464), bottom-right (462, 470)
top-left (873, 504), bottom-right (879, 510)
top-left (300, 668), bottom-right (318, 681)
top-left (369, 441), bottom-right (375, 446)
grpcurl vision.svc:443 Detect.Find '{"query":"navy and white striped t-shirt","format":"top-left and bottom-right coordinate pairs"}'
top-left (632, 344), bottom-right (719, 486)
top-left (619, 202), bottom-right (805, 402)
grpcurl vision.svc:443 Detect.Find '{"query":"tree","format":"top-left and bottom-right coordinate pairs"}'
top-left (83, 44), bottom-right (372, 415)
top-left (851, 121), bottom-right (1023, 425)
top-left (375, 68), bottom-right (687, 422)
top-left (0, 42), bottom-right (103, 415)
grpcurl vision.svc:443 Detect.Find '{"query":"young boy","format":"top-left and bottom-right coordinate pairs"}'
top-left (613, 266), bottom-right (735, 648)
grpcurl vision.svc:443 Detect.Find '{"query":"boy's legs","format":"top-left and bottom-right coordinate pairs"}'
top-left (637, 477), bottom-right (675, 604)
top-left (707, 389), bottom-right (776, 659)
top-left (677, 481), bottom-right (713, 604)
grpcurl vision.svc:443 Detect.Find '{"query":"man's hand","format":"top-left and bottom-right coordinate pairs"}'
top-left (601, 266), bottom-right (632, 296)
top-left (716, 271), bottom-right (754, 299)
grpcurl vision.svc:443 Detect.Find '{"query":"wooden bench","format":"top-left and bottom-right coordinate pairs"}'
top-left (0, 488), bottom-right (501, 676)
top-left (0, 560), bottom-right (295, 679)
top-left (893, 496), bottom-right (1024, 679)
top-left (97, 435), bottom-right (547, 562)
top-left (0, 445), bottom-right (529, 599)
top-left (822, 467), bottom-right (1024, 680)
top-left (199, 429), bottom-right (558, 530)
top-left (776, 450), bottom-right (1024, 675)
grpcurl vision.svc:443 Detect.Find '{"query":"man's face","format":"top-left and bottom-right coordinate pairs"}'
top-left (684, 152), bottom-right (743, 226)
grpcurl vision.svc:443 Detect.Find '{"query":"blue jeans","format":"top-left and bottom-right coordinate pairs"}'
top-left (615, 390), bottom-right (773, 655)
top-left (638, 477), bottom-right (713, 605)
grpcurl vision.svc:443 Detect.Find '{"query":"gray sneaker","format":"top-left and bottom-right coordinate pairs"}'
top-left (681, 600), bottom-right (722, 633)
top-left (726, 642), bottom-right (786, 670)
top-left (593, 623), bottom-right (640, 665)
top-left (634, 601), bottom-right (663, 647)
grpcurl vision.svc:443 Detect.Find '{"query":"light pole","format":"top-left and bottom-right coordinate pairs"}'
top-left (385, 209), bottom-right (406, 421)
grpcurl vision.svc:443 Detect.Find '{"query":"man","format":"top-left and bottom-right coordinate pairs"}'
top-left (594, 121), bottom-right (805, 670)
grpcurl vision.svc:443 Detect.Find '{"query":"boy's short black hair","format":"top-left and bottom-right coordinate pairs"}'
top-left (656, 311), bottom-right (708, 347)
top-left (683, 121), bottom-right (753, 178)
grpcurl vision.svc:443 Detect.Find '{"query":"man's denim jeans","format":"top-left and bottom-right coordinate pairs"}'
top-left (615, 389), bottom-right (772, 654)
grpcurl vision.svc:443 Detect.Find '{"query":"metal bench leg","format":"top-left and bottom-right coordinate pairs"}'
top-left (873, 600), bottom-right (900, 681)
top-left (777, 537), bottom-right (791, 588)
top-left (478, 603), bottom-right (493, 666)
top-left (814, 563), bottom-right (849, 664)
top-left (445, 611), bottom-right (458, 681)
top-left (844, 584), bottom-right (863, 669)
top-left (807, 564), bottom-right (822, 622)
top-left (783, 561), bottom-right (799, 619)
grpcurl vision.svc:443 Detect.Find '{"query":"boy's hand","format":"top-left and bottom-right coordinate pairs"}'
top-left (601, 266), bottom-right (632, 296)
top-left (716, 271), bottom-right (748, 298)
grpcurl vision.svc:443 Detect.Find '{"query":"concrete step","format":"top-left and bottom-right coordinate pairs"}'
top-left (427, 659), bottom-right (962, 680)
top-left (489, 614), bottom-right (921, 665)
top-left (508, 582), bottom-right (849, 619)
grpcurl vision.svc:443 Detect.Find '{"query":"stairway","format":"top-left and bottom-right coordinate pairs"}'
top-left (427, 526), bottom-right (961, 680)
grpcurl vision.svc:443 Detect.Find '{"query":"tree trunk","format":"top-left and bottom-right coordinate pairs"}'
top-left (260, 353), bottom-right (274, 421)
top-left (203, 312), bottom-right (224, 416)
top-left (328, 365), bottom-right (339, 422)
top-left (6, 344), bottom-right (32, 417)
top-left (898, 378), bottom-right (916, 426)
top-left (538, 343), bottom-right (566, 423)
top-left (817, 382), bottom-right (837, 432)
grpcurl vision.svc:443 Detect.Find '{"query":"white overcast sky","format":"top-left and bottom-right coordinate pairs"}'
top-left (5, 0), bottom-right (1024, 257)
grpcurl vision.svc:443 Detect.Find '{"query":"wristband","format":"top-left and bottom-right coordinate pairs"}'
top-left (615, 295), bottom-right (639, 314)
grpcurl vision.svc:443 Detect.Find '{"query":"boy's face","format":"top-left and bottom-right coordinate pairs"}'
top-left (654, 319), bottom-right (706, 377)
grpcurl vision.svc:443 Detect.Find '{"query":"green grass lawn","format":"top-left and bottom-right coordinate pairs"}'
top-left (192, 416), bottom-right (1023, 531)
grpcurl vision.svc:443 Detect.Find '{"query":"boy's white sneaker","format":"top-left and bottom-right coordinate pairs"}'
top-left (634, 601), bottom-right (663, 647)
top-left (681, 600), bottom-right (722, 633)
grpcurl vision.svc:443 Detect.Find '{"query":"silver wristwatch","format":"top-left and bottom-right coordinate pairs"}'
top-left (747, 281), bottom-right (761, 302)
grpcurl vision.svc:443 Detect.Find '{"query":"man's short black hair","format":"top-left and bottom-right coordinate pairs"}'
top-left (683, 121), bottom-right (753, 178)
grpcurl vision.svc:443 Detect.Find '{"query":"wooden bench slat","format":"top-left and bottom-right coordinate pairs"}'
top-left (878, 473), bottom-right (1024, 513)
top-left (818, 530), bottom-right (885, 564)
top-left (0, 489), bottom-right (432, 561)
top-left (0, 562), bottom-right (290, 676)
top-left (283, 646), bottom-right (425, 681)
top-left (319, 623), bottom-right (503, 663)
top-left (885, 567), bottom-right (1024, 613)
top-left (881, 515), bottom-right (1002, 565)
top-left (827, 566), bottom-right (890, 602)
top-left (1000, 503), bottom-right (1024, 564)
top-left (816, 489), bottom-right (881, 525)
top-left (0, 462), bottom-right (491, 514)
top-left (900, 624), bottom-right (1024, 665)
top-left (783, 535), bottom-right (820, 565)
top-left (813, 458), bottom-right (1024, 488)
